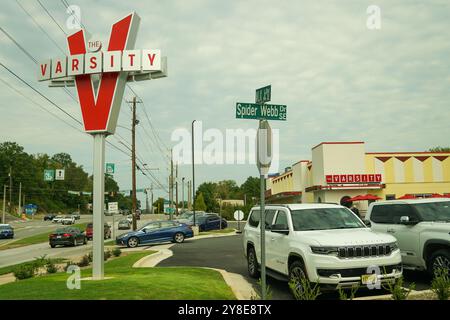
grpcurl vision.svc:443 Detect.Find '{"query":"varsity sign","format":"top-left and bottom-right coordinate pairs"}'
top-left (37, 12), bottom-right (167, 134)
top-left (326, 174), bottom-right (382, 184)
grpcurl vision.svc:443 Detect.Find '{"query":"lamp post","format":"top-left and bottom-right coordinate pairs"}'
top-left (182, 177), bottom-right (185, 211)
top-left (191, 120), bottom-right (196, 227)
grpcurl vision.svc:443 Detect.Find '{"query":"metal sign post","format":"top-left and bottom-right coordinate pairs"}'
top-left (92, 134), bottom-right (105, 279)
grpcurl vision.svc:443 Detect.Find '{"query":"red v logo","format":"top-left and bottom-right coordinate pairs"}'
top-left (67, 13), bottom-right (140, 134)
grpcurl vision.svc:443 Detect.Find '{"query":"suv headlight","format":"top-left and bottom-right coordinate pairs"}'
top-left (389, 242), bottom-right (399, 252)
top-left (310, 246), bottom-right (339, 256)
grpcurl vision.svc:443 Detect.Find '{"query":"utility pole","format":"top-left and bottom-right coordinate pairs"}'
top-left (130, 96), bottom-right (140, 231)
top-left (175, 163), bottom-right (178, 216)
top-left (2, 185), bottom-right (6, 224)
top-left (150, 183), bottom-right (154, 214)
top-left (182, 177), bottom-right (185, 211)
top-left (18, 182), bottom-right (22, 216)
top-left (187, 180), bottom-right (191, 210)
top-left (8, 166), bottom-right (12, 214)
top-left (169, 149), bottom-right (174, 220)
top-left (192, 120), bottom-right (196, 226)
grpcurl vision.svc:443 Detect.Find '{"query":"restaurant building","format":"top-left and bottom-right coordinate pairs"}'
top-left (265, 142), bottom-right (450, 214)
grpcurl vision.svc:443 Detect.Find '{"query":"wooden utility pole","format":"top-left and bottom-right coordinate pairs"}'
top-left (8, 167), bottom-right (12, 214)
top-left (131, 96), bottom-right (138, 231)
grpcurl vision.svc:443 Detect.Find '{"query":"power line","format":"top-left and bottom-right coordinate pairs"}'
top-left (36, 0), bottom-right (67, 36)
top-left (15, 0), bottom-right (66, 55)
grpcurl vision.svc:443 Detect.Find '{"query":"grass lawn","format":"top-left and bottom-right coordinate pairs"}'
top-left (0, 251), bottom-right (236, 300)
top-left (0, 222), bottom-right (89, 251)
top-left (200, 228), bottom-right (236, 235)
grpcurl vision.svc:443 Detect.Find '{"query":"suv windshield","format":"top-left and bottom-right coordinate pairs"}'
top-left (291, 207), bottom-right (365, 231)
top-left (412, 201), bottom-right (450, 222)
top-left (0, 225), bottom-right (11, 230)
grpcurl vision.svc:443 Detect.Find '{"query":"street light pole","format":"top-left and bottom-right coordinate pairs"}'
top-left (191, 120), bottom-right (196, 226)
top-left (2, 185), bottom-right (6, 223)
top-left (182, 177), bottom-right (185, 211)
top-left (131, 96), bottom-right (138, 231)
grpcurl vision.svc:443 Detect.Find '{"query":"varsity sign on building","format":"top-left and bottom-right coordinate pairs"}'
top-left (37, 12), bottom-right (167, 280)
top-left (326, 174), bottom-right (383, 184)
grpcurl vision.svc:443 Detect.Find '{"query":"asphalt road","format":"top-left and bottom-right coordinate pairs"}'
top-left (158, 234), bottom-right (432, 300)
top-left (0, 214), bottom-right (161, 268)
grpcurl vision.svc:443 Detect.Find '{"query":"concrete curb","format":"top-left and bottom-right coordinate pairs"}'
top-left (353, 289), bottom-right (434, 300)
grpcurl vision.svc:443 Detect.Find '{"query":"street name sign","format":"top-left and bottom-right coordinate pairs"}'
top-left (255, 85), bottom-right (271, 104)
top-left (236, 103), bottom-right (287, 121)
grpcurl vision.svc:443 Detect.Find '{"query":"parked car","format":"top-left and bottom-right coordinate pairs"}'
top-left (71, 212), bottom-right (81, 220)
top-left (61, 216), bottom-right (75, 225)
top-left (243, 203), bottom-right (402, 297)
top-left (118, 219), bottom-right (131, 230)
top-left (85, 222), bottom-right (112, 240)
top-left (116, 220), bottom-right (194, 248)
top-left (0, 224), bottom-right (14, 239)
top-left (52, 215), bottom-right (64, 223)
top-left (366, 198), bottom-right (450, 276)
top-left (49, 227), bottom-right (87, 248)
top-left (126, 215), bottom-right (133, 224)
top-left (44, 214), bottom-right (56, 221)
top-left (195, 214), bottom-right (227, 231)
top-left (176, 211), bottom-right (206, 224)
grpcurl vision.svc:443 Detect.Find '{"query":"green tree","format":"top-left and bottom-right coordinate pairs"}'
top-left (240, 176), bottom-right (260, 203)
top-left (429, 147), bottom-right (450, 152)
top-left (194, 192), bottom-right (207, 211)
top-left (152, 197), bottom-right (165, 213)
top-left (196, 182), bottom-right (218, 211)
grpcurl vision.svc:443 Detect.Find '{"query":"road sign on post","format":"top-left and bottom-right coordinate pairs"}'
top-left (106, 163), bottom-right (115, 174)
top-left (255, 85), bottom-right (271, 104)
top-left (44, 169), bottom-right (55, 181)
top-left (55, 169), bottom-right (65, 180)
top-left (235, 103), bottom-right (287, 121)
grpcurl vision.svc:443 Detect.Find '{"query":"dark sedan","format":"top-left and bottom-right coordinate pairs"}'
top-left (116, 220), bottom-right (194, 248)
top-left (186, 214), bottom-right (227, 232)
top-left (49, 227), bottom-right (87, 248)
top-left (44, 214), bottom-right (56, 221)
top-left (0, 224), bottom-right (14, 239)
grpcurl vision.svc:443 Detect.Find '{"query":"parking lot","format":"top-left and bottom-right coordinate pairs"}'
top-left (158, 233), bottom-right (433, 300)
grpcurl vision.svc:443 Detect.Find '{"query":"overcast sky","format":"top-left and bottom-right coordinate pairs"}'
top-left (1, 0), bottom-right (449, 202)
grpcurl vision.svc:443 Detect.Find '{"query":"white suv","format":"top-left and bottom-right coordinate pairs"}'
top-left (366, 198), bottom-right (450, 275)
top-left (243, 203), bottom-right (402, 294)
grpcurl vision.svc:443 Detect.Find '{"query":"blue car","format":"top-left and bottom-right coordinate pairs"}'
top-left (187, 214), bottom-right (228, 232)
top-left (0, 224), bottom-right (14, 239)
top-left (116, 220), bottom-right (194, 248)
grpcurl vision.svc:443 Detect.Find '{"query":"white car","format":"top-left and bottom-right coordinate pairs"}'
top-left (52, 215), bottom-right (64, 223)
top-left (61, 216), bottom-right (75, 225)
top-left (243, 203), bottom-right (402, 296)
top-left (366, 198), bottom-right (450, 275)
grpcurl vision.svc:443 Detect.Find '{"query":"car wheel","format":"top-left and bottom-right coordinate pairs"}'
top-left (173, 232), bottom-right (185, 243)
top-left (428, 249), bottom-right (450, 276)
top-left (247, 246), bottom-right (260, 278)
top-left (83, 237), bottom-right (87, 245)
top-left (73, 239), bottom-right (77, 246)
top-left (289, 260), bottom-right (308, 298)
top-left (50, 244), bottom-right (56, 248)
top-left (127, 237), bottom-right (139, 248)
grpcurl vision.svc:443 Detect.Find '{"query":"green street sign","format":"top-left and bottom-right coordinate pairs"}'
top-left (106, 163), bottom-right (115, 174)
top-left (255, 85), bottom-right (271, 104)
top-left (235, 102), bottom-right (287, 121)
top-left (44, 169), bottom-right (55, 181)
top-left (136, 188), bottom-right (145, 193)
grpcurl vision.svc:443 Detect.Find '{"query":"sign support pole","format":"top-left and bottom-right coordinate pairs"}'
top-left (92, 133), bottom-right (105, 280)
top-left (259, 119), bottom-right (267, 301)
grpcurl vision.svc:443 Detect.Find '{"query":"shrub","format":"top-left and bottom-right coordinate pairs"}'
top-left (13, 264), bottom-right (36, 280)
top-left (46, 260), bottom-right (58, 274)
top-left (289, 277), bottom-right (321, 300)
top-left (431, 268), bottom-right (450, 300)
top-left (338, 284), bottom-right (359, 300)
top-left (87, 252), bottom-right (93, 262)
top-left (104, 250), bottom-right (112, 261)
top-left (77, 254), bottom-right (90, 267)
top-left (250, 279), bottom-right (272, 300)
top-left (112, 248), bottom-right (122, 257)
top-left (64, 261), bottom-right (75, 272)
top-left (383, 277), bottom-right (415, 300)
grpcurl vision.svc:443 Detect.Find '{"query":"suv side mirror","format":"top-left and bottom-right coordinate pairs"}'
top-left (400, 216), bottom-right (418, 225)
top-left (271, 224), bottom-right (289, 235)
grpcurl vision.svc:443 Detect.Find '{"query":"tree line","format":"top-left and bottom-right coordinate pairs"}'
top-left (0, 141), bottom-right (137, 215)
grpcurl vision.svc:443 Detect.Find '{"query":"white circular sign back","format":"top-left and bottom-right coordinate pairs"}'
top-left (234, 210), bottom-right (244, 221)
